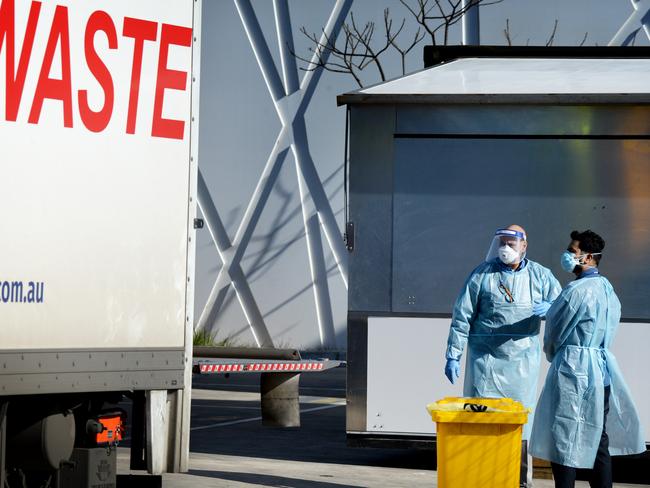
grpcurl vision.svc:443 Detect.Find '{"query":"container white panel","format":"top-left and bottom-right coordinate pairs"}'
top-left (366, 316), bottom-right (650, 442)
top-left (366, 317), bottom-right (455, 435)
top-left (0, 0), bottom-right (194, 349)
top-left (599, 322), bottom-right (650, 442)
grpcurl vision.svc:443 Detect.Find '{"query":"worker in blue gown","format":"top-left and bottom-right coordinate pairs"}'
top-left (445, 224), bottom-right (562, 488)
top-left (530, 230), bottom-right (645, 488)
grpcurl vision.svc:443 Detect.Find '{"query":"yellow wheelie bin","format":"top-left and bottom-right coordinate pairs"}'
top-left (426, 397), bottom-right (529, 488)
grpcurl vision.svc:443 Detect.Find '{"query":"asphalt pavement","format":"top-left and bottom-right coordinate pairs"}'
top-left (116, 365), bottom-right (647, 487)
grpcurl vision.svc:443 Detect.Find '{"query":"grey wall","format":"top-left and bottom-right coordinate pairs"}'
top-left (195, 0), bottom-right (649, 349)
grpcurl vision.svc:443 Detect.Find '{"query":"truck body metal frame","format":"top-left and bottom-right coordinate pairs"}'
top-left (0, 0), bottom-right (202, 474)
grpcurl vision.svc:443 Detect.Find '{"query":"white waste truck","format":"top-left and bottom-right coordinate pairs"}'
top-left (0, 0), bottom-right (201, 484)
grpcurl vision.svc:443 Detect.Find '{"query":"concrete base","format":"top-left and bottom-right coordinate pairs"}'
top-left (260, 373), bottom-right (300, 427)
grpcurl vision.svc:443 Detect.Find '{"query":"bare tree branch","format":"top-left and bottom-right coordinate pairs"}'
top-left (390, 23), bottom-right (426, 75)
top-left (293, 0), bottom-right (503, 88)
top-left (504, 19), bottom-right (590, 47)
top-left (401, 0), bottom-right (503, 46)
top-left (504, 18), bottom-right (512, 47)
top-left (578, 31), bottom-right (588, 47)
top-left (545, 19), bottom-right (558, 47)
top-left (396, 1), bottom-right (438, 45)
top-left (291, 26), bottom-right (366, 87)
top-left (349, 11), bottom-right (392, 79)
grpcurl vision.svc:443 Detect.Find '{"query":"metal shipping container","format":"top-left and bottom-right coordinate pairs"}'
top-left (338, 57), bottom-right (650, 449)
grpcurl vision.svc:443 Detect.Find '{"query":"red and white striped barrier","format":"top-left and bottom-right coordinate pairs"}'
top-left (197, 361), bottom-right (327, 374)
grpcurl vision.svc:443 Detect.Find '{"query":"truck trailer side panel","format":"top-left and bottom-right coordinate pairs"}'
top-left (0, 0), bottom-right (197, 395)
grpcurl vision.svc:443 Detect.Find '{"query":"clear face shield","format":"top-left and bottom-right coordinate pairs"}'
top-left (485, 229), bottom-right (527, 265)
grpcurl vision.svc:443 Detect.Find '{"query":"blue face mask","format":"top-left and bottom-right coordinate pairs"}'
top-left (560, 251), bottom-right (579, 273)
top-left (560, 250), bottom-right (601, 273)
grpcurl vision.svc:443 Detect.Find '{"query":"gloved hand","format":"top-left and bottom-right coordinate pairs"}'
top-left (444, 358), bottom-right (460, 384)
top-left (533, 301), bottom-right (552, 317)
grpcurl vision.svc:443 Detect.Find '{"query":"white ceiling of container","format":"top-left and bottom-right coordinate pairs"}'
top-left (360, 58), bottom-right (650, 95)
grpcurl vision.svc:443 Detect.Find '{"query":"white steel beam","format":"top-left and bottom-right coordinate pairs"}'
top-left (276, 0), bottom-right (338, 348)
top-left (609, 0), bottom-right (650, 46)
top-left (274, 0), bottom-right (300, 95)
top-left (232, 0), bottom-right (350, 287)
top-left (197, 0), bottom-right (351, 347)
top-left (196, 128), bottom-right (291, 332)
top-left (299, 184), bottom-right (337, 348)
top-left (197, 171), bottom-right (274, 347)
top-left (234, 0), bottom-right (286, 105)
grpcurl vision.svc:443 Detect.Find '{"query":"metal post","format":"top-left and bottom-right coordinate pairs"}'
top-left (260, 372), bottom-right (301, 427)
top-left (146, 390), bottom-right (169, 475)
top-left (461, 0), bottom-right (480, 46)
top-left (146, 390), bottom-right (165, 475)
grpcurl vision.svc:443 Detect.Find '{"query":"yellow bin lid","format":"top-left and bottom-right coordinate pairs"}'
top-left (426, 397), bottom-right (529, 425)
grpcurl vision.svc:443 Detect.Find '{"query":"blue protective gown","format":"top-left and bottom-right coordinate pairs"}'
top-left (446, 258), bottom-right (561, 439)
top-left (529, 273), bottom-right (646, 468)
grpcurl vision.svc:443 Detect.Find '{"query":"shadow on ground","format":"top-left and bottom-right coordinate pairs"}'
top-left (189, 399), bottom-right (436, 470)
top-left (189, 470), bottom-right (365, 488)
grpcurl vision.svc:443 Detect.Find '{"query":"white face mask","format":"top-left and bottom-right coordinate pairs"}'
top-left (498, 245), bottom-right (520, 265)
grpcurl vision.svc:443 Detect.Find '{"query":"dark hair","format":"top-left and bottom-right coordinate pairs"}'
top-left (570, 230), bottom-right (605, 264)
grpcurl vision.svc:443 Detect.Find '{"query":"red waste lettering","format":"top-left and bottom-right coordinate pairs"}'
top-left (0, 0), bottom-right (192, 140)
top-left (0, 0), bottom-right (41, 121)
top-left (28, 4), bottom-right (73, 127)
top-left (122, 16), bottom-right (157, 135)
top-left (78, 10), bottom-right (117, 133)
top-left (152, 23), bottom-right (191, 140)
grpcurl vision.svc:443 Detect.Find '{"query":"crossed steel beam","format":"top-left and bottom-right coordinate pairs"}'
top-left (610, 0), bottom-right (650, 45)
top-left (197, 0), bottom-right (644, 349)
top-left (197, 0), bottom-right (352, 348)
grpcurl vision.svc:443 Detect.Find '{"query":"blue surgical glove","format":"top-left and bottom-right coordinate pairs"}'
top-left (533, 301), bottom-right (552, 317)
top-left (444, 358), bottom-right (460, 384)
